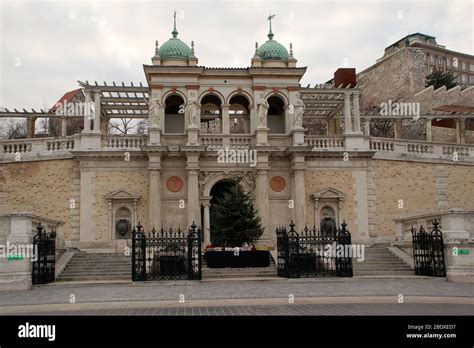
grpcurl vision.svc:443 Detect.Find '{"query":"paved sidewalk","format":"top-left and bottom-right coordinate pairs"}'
top-left (0, 278), bottom-right (472, 315)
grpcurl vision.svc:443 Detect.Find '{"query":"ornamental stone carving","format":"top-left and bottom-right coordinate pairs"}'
top-left (256, 93), bottom-right (269, 128)
top-left (185, 99), bottom-right (201, 128)
top-left (293, 94), bottom-right (305, 128)
top-left (270, 176), bottom-right (286, 192)
top-left (149, 96), bottom-right (161, 128)
top-left (166, 176), bottom-right (183, 192)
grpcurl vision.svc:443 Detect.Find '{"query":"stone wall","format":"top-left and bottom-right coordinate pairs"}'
top-left (0, 159), bottom-right (76, 242)
top-left (93, 170), bottom-right (150, 241)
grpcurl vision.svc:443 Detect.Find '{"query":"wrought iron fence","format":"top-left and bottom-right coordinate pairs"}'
top-left (276, 221), bottom-right (353, 278)
top-left (32, 223), bottom-right (56, 284)
top-left (412, 219), bottom-right (446, 277)
top-left (132, 222), bottom-right (202, 281)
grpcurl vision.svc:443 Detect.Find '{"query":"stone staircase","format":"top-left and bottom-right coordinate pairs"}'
top-left (352, 244), bottom-right (414, 276)
top-left (57, 251), bottom-right (132, 281)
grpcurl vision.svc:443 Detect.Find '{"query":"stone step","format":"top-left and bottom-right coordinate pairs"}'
top-left (57, 275), bottom-right (131, 281)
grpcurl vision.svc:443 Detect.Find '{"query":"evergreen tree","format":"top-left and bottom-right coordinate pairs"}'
top-left (210, 177), bottom-right (263, 247)
top-left (425, 68), bottom-right (457, 89)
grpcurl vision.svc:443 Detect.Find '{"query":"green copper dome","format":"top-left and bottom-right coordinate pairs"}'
top-left (258, 38), bottom-right (289, 61)
top-left (159, 12), bottom-right (191, 59)
top-left (257, 15), bottom-right (289, 61)
top-left (159, 38), bottom-right (191, 59)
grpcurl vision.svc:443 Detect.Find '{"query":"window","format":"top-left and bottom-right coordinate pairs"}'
top-left (461, 75), bottom-right (467, 83)
top-left (437, 56), bottom-right (443, 65)
top-left (470, 75), bottom-right (474, 84)
top-left (462, 62), bottom-right (467, 70)
top-left (470, 64), bottom-right (474, 72)
top-left (429, 54), bottom-right (435, 64)
top-left (446, 57), bottom-right (451, 67)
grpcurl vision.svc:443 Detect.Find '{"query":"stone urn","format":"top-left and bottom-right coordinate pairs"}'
top-left (116, 219), bottom-right (131, 237)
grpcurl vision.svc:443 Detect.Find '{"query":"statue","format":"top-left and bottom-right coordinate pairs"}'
top-left (293, 94), bottom-right (305, 128)
top-left (185, 99), bottom-right (201, 128)
top-left (256, 93), bottom-right (269, 128)
top-left (148, 97), bottom-right (161, 128)
top-left (320, 218), bottom-right (336, 236)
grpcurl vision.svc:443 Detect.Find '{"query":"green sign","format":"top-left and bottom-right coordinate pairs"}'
top-left (458, 249), bottom-right (470, 255)
top-left (7, 255), bottom-right (24, 261)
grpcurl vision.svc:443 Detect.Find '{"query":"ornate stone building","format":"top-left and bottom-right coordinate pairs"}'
top-left (1, 17), bottom-right (473, 285)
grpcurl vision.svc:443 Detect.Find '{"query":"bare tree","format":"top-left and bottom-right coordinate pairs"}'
top-left (0, 118), bottom-right (27, 139)
top-left (108, 118), bottom-right (137, 134)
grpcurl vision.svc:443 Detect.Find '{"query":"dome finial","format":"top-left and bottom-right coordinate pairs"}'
top-left (267, 13), bottom-right (275, 40)
top-left (155, 40), bottom-right (159, 55)
top-left (289, 42), bottom-right (293, 57)
top-left (172, 10), bottom-right (178, 38)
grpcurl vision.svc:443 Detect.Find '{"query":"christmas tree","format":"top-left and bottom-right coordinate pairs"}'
top-left (210, 176), bottom-right (263, 247)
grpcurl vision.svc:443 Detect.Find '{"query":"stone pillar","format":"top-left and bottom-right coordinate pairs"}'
top-left (456, 118), bottom-right (466, 144)
top-left (221, 104), bottom-right (230, 135)
top-left (364, 118), bottom-right (371, 136)
top-left (83, 90), bottom-right (92, 133)
top-left (186, 154), bottom-right (200, 226)
top-left (100, 117), bottom-right (109, 135)
top-left (343, 92), bottom-right (352, 134)
top-left (292, 167), bottom-right (306, 231)
top-left (203, 202), bottom-right (211, 246)
top-left (26, 116), bottom-right (36, 138)
top-left (256, 168), bottom-right (270, 243)
top-left (352, 91), bottom-right (362, 134)
top-left (148, 162), bottom-right (162, 230)
top-left (426, 118), bottom-right (432, 141)
top-left (394, 119), bottom-right (402, 139)
top-left (93, 91), bottom-right (101, 133)
top-left (61, 116), bottom-right (67, 137)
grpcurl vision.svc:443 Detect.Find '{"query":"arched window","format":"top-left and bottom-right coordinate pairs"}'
top-left (200, 94), bottom-right (222, 134)
top-left (267, 95), bottom-right (285, 134)
top-left (229, 95), bottom-right (250, 134)
top-left (164, 95), bottom-right (185, 133)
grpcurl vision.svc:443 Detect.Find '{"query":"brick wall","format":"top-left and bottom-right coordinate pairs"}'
top-left (0, 159), bottom-right (77, 240)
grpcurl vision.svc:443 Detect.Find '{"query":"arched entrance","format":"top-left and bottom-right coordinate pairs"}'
top-left (208, 180), bottom-right (233, 244)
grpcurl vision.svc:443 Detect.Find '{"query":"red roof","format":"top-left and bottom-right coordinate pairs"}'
top-left (433, 105), bottom-right (474, 114)
top-left (50, 88), bottom-right (83, 112)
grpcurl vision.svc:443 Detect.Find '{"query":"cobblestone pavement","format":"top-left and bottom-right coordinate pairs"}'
top-left (0, 278), bottom-right (472, 307)
top-left (26, 303), bottom-right (474, 316)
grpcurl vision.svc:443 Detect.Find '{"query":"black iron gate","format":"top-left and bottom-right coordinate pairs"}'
top-left (412, 219), bottom-right (446, 277)
top-left (276, 221), bottom-right (353, 278)
top-left (132, 222), bottom-right (202, 281)
top-left (32, 223), bottom-right (56, 284)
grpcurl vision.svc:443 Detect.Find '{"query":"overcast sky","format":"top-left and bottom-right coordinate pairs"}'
top-left (0, 0), bottom-right (472, 109)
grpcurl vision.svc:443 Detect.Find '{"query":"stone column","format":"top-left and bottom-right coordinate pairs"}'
top-left (343, 92), bottom-right (352, 134)
top-left (394, 119), bottom-right (402, 139)
top-left (456, 118), bottom-right (466, 144)
top-left (83, 90), bottom-right (92, 133)
top-left (100, 117), bottom-right (109, 135)
top-left (203, 202), bottom-right (211, 245)
top-left (352, 91), bottom-right (362, 134)
top-left (26, 116), bottom-right (36, 138)
top-left (61, 116), bottom-right (67, 137)
top-left (256, 169), bottom-right (270, 243)
top-left (292, 169), bottom-right (306, 231)
top-left (426, 118), bottom-right (432, 141)
top-left (187, 169), bottom-right (200, 226)
top-left (148, 162), bottom-right (162, 230)
top-left (364, 118), bottom-right (371, 136)
top-left (221, 104), bottom-right (230, 134)
top-left (93, 91), bottom-right (101, 133)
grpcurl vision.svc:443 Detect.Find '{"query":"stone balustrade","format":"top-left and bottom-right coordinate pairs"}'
top-left (101, 135), bottom-right (146, 149)
top-left (370, 137), bottom-right (474, 161)
top-left (1, 133), bottom-right (473, 163)
top-left (305, 136), bottom-right (344, 149)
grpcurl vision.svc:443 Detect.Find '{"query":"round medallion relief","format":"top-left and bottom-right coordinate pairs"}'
top-left (166, 176), bottom-right (183, 192)
top-left (270, 176), bottom-right (286, 192)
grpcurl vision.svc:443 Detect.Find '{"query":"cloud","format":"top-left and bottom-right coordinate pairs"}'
top-left (0, 0), bottom-right (472, 109)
